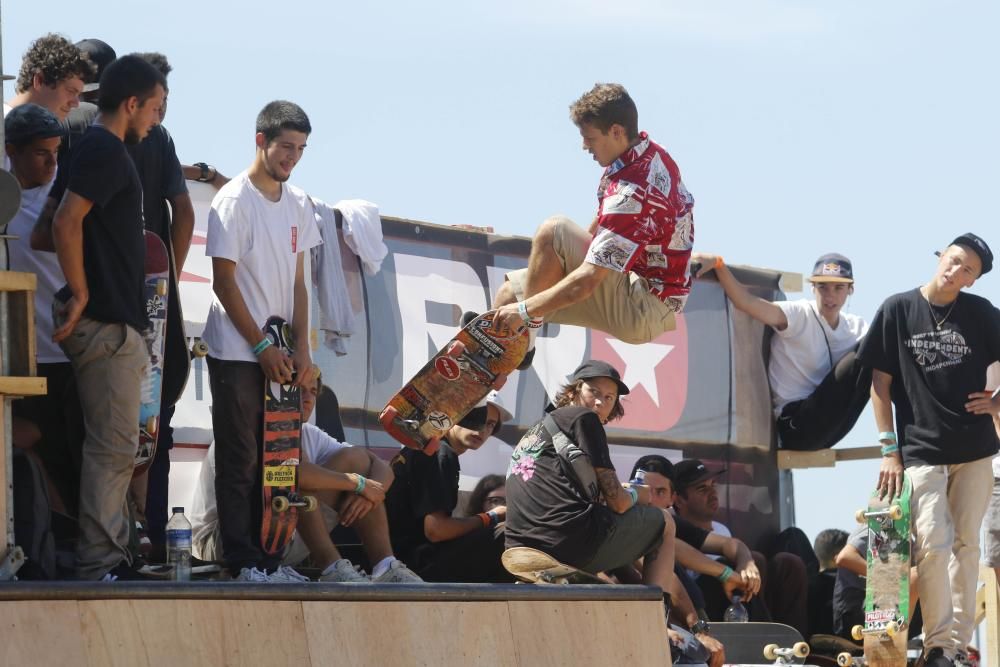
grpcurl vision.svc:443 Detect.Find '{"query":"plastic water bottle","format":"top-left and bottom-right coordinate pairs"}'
top-left (166, 506), bottom-right (192, 582)
top-left (631, 469), bottom-right (646, 485)
top-left (723, 592), bottom-right (749, 622)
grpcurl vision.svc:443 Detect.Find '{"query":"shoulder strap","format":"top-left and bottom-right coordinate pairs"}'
top-left (541, 414), bottom-right (600, 503)
top-left (808, 306), bottom-right (835, 371)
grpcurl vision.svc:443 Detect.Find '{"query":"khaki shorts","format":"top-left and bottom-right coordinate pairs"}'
top-left (506, 216), bottom-right (676, 344)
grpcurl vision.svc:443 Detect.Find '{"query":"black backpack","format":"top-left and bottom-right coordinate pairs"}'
top-left (12, 449), bottom-right (56, 580)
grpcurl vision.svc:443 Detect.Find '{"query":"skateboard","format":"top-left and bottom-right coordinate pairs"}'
top-left (380, 310), bottom-right (529, 455)
top-left (501, 546), bottom-right (605, 584)
top-left (710, 621), bottom-right (810, 665)
top-left (259, 316), bottom-right (316, 555)
top-left (849, 475), bottom-right (912, 667)
top-left (134, 231), bottom-right (170, 476)
top-left (160, 238), bottom-right (190, 408)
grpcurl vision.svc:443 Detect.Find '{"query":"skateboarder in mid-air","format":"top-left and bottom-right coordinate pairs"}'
top-left (491, 83), bottom-right (695, 366)
top-left (857, 233), bottom-right (1000, 667)
top-left (201, 100), bottom-right (322, 583)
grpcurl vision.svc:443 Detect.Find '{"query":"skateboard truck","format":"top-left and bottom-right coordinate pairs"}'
top-left (271, 492), bottom-right (318, 513)
top-left (850, 620), bottom-right (903, 641)
top-left (836, 653), bottom-right (865, 667)
top-left (855, 505), bottom-right (903, 524)
top-left (763, 642), bottom-right (810, 664)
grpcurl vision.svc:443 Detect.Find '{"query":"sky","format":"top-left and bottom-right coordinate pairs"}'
top-left (3, 1), bottom-right (1000, 550)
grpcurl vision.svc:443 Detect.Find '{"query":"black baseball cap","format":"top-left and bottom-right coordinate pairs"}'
top-left (75, 38), bottom-right (117, 91)
top-left (947, 233), bottom-right (993, 276)
top-left (808, 253), bottom-right (854, 284)
top-left (630, 454), bottom-right (674, 482)
top-left (672, 459), bottom-right (725, 493)
top-left (4, 104), bottom-right (63, 146)
top-left (568, 360), bottom-right (630, 396)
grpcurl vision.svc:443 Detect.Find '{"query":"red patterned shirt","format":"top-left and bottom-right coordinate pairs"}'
top-left (584, 132), bottom-right (694, 311)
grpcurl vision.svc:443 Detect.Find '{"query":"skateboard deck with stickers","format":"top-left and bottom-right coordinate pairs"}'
top-left (259, 316), bottom-right (316, 555)
top-left (134, 231), bottom-right (170, 476)
top-left (380, 310), bottom-right (528, 455)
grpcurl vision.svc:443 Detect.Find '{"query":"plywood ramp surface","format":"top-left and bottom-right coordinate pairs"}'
top-left (0, 596), bottom-right (671, 667)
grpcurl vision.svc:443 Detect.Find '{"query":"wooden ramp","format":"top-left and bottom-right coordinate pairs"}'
top-left (0, 582), bottom-right (671, 666)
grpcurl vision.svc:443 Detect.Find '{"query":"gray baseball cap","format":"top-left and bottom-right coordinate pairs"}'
top-left (4, 104), bottom-right (63, 146)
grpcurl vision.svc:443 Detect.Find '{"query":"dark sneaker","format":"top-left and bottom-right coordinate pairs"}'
top-left (101, 560), bottom-right (158, 582)
top-left (461, 311), bottom-right (479, 328)
top-left (517, 346), bottom-right (535, 371)
top-left (916, 648), bottom-right (953, 667)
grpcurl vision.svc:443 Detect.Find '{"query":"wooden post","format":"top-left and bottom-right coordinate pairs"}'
top-left (981, 566), bottom-right (999, 667)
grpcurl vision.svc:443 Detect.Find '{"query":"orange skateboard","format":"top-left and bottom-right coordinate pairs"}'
top-left (380, 311), bottom-right (529, 454)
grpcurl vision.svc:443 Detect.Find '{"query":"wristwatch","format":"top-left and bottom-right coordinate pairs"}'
top-left (690, 619), bottom-right (711, 635)
top-left (194, 162), bottom-right (215, 183)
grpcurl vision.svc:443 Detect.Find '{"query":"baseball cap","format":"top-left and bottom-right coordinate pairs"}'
top-left (458, 391), bottom-right (512, 434)
top-left (808, 253), bottom-right (854, 284)
top-left (75, 38), bottom-right (116, 92)
top-left (672, 459), bottom-right (725, 493)
top-left (946, 233), bottom-right (993, 276)
top-left (4, 104), bottom-right (63, 146)
top-left (568, 360), bottom-right (630, 397)
top-left (630, 454), bottom-right (674, 482)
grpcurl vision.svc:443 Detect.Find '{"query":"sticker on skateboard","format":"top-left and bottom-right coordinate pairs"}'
top-left (380, 310), bottom-right (529, 455)
top-left (259, 316), bottom-right (316, 555)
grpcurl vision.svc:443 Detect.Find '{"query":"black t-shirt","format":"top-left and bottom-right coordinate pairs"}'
top-left (674, 513), bottom-right (709, 550)
top-left (127, 124), bottom-right (188, 242)
top-left (385, 441), bottom-right (460, 562)
top-left (858, 288), bottom-right (1000, 466)
top-left (53, 125), bottom-right (147, 331)
top-left (504, 406), bottom-right (617, 565)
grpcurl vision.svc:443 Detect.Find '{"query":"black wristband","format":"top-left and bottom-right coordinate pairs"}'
top-left (690, 619), bottom-right (711, 635)
top-left (194, 162), bottom-right (214, 183)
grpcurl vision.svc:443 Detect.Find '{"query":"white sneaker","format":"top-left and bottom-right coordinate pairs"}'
top-left (319, 559), bottom-right (370, 583)
top-left (234, 567), bottom-right (270, 583)
top-left (268, 565), bottom-right (311, 583)
top-left (372, 560), bottom-right (423, 583)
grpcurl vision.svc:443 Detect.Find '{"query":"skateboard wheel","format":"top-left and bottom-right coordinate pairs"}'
top-left (272, 496), bottom-right (290, 512)
top-left (146, 416), bottom-right (157, 433)
top-left (192, 340), bottom-right (209, 358)
top-left (491, 375), bottom-right (507, 390)
top-left (855, 509), bottom-right (867, 524)
top-left (792, 642), bottom-right (810, 658)
top-left (885, 621), bottom-right (898, 637)
top-left (445, 340), bottom-right (466, 357)
top-left (763, 644), bottom-right (779, 661)
top-left (837, 652), bottom-right (853, 667)
top-left (851, 625), bottom-right (864, 641)
top-left (888, 505), bottom-right (903, 520)
top-left (156, 278), bottom-right (168, 296)
top-left (423, 437), bottom-right (441, 457)
top-left (303, 496), bottom-right (318, 512)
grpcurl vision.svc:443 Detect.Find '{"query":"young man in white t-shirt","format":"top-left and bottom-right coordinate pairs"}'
top-left (191, 372), bottom-right (422, 583)
top-left (691, 252), bottom-right (870, 451)
top-left (202, 100), bottom-right (322, 583)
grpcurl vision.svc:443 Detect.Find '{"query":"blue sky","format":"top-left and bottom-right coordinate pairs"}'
top-left (4, 1), bottom-right (1000, 545)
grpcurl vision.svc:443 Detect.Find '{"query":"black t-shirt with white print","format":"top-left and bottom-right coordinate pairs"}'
top-left (504, 406), bottom-right (616, 566)
top-left (857, 287), bottom-right (1000, 466)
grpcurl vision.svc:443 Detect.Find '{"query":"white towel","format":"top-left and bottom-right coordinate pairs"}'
top-left (334, 199), bottom-right (387, 276)
top-left (310, 198), bottom-right (353, 355)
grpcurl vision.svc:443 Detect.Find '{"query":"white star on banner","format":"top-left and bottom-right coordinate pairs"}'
top-left (606, 339), bottom-right (674, 407)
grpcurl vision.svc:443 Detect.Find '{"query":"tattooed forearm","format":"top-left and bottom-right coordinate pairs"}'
top-left (596, 467), bottom-right (630, 513)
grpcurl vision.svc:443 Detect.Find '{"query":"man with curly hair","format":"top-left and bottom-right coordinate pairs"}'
top-left (6, 34), bottom-right (94, 122)
top-left (493, 83), bottom-right (695, 368)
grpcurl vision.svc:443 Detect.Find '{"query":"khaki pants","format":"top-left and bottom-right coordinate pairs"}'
top-left (909, 456), bottom-right (994, 655)
top-left (505, 216), bottom-right (676, 344)
top-left (57, 310), bottom-right (147, 580)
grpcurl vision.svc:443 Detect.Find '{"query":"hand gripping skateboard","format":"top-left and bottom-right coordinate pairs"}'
top-left (845, 475), bottom-right (912, 667)
top-left (380, 310), bottom-right (529, 455)
top-left (710, 621), bottom-right (811, 665)
top-left (134, 231), bottom-right (170, 476)
top-left (260, 316), bottom-right (317, 555)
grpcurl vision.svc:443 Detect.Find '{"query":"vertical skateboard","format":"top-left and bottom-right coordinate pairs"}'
top-left (259, 316), bottom-right (316, 555)
top-left (134, 231), bottom-right (169, 475)
top-left (380, 311), bottom-right (528, 455)
top-left (850, 476), bottom-right (912, 667)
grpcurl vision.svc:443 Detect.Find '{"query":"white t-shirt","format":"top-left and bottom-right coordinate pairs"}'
top-left (5, 181), bottom-right (67, 363)
top-left (768, 299), bottom-right (869, 415)
top-left (202, 171), bottom-right (322, 361)
top-left (189, 423), bottom-right (350, 553)
top-left (987, 362), bottom-right (1000, 478)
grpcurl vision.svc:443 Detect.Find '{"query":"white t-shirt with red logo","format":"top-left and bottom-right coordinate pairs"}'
top-left (584, 132), bottom-right (695, 311)
top-left (202, 170), bottom-right (322, 362)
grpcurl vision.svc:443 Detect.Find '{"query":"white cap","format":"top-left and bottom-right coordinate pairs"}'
top-left (476, 390), bottom-right (513, 424)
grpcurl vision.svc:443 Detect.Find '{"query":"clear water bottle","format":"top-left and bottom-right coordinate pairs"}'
top-left (631, 469), bottom-right (647, 485)
top-left (723, 592), bottom-right (749, 622)
top-left (166, 506), bottom-right (192, 582)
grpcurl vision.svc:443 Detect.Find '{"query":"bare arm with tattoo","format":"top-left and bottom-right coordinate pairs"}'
top-left (595, 467), bottom-right (634, 513)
